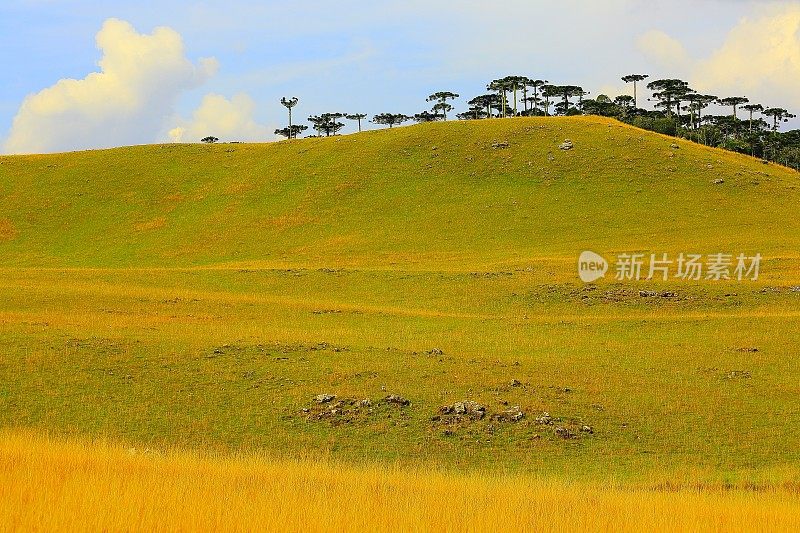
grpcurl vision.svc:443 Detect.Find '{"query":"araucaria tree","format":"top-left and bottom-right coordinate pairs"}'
top-left (684, 93), bottom-right (717, 129)
top-left (613, 95), bottom-right (634, 109)
top-left (413, 111), bottom-right (440, 123)
top-left (346, 113), bottom-right (368, 132)
top-left (458, 104), bottom-right (487, 120)
top-left (487, 79), bottom-right (510, 117)
top-left (280, 97), bottom-right (300, 139)
top-left (307, 114), bottom-right (345, 137)
top-left (468, 94), bottom-right (499, 119)
top-left (372, 113), bottom-right (411, 128)
top-left (426, 92), bottom-right (459, 120)
top-left (541, 84), bottom-right (560, 116)
top-left (549, 85), bottom-right (584, 115)
top-left (763, 108), bottom-right (797, 131)
top-left (275, 125), bottom-right (308, 139)
top-left (519, 77), bottom-right (533, 112)
top-left (621, 74), bottom-right (649, 108)
top-left (524, 80), bottom-right (548, 115)
top-left (323, 113), bottom-right (346, 136)
top-left (502, 76), bottom-right (527, 116)
top-left (718, 97), bottom-right (749, 119)
top-left (742, 104), bottom-right (764, 132)
top-left (647, 79), bottom-right (690, 117)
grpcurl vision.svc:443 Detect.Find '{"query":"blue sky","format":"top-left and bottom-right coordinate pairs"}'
top-left (2, 0), bottom-right (799, 153)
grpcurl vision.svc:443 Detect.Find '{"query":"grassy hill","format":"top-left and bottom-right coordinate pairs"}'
top-left (1, 116), bottom-right (799, 269)
top-left (1, 117), bottom-right (800, 482)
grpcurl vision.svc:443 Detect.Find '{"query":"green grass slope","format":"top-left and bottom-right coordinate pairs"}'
top-left (1, 116), bottom-right (799, 269)
top-left (2, 117), bottom-right (800, 480)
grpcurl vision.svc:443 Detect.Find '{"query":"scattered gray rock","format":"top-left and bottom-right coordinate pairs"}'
top-left (492, 405), bottom-right (524, 422)
top-left (314, 393), bottom-right (336, 404)
top-left (726, 370), bottom-right (752, 380)
top-left (660, 291), bottom-right (678, 298)
top-left (359, 399), bottom-right (372, 407)
top-left (712, 178), bottom-right (725, 185)
top-left (436, 401), bottom-right (488, 427)
top-left (790, 286), bottom-right (800, 293)
top-left (509, 379), bottom-right (522, 387)
top-left (639, 290), bottom-right (658, 298)
top-left (580, 425), bottom-right (594, 434)
top-left (559, 139), bottom-right (574, 151)
top-left (304, 397), bottom-right (378, 425)
top-left (427, 348), bottom-right (444, 356)
top-left (547, 152), bottom-right (555, 162)
top-left (534, 412), bottom-right (553, 425)
top-left (384, 394), bottom-right (411, 406)
top-left (670, 143), bottom-right (680, 149)
top-left (555, 426), bottom-right (576, 439)
top-left (443, 401), bottom-right (486, 419)
top-left (491, 141), bottom-right (509, 149)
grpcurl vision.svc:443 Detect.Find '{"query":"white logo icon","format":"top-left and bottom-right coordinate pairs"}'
top-left (578, 251), bottom-right (608, 283)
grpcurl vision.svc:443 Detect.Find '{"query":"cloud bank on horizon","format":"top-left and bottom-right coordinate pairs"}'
top-left (4, 19), bottom-right (219, 154)
top-left (2, 1), bottom-right (800, 154)
top-left (638, 5), bottom-right (800, 108)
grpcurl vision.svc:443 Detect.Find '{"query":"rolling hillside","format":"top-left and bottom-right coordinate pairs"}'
top-left (2, 117), bottom-right (800, 482)
top-left (1, 116), bottom-right (799, 269)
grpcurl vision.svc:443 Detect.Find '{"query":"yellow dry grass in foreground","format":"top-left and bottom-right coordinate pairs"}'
top-left (1, 431), bottom-right (799, 532)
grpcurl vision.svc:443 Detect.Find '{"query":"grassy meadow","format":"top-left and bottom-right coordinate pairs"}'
top-left (3, 430), bottom-right (800, 532)
top-left (2, 117), bottom-right (800, 528)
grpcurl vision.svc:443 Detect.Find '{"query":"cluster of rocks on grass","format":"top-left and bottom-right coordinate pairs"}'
top-left (432, 401), bottom-right (525, 428)
top-left (314, 393), bottom-right (337, 404)
top-left (735, 347), bottom-right (759, 353)
top-left (639, 290), bottom-right (678, 298)
top-left (437, 401), bottom-right (486, 421)
top-left (725, 370), bottom-right (752, 380)
top-left (302, 393), bottom-right (411, 424)
top-left (491, 141), bottom-right (509, 149)
top-left (492, 405), bottom-right (525, 422)
top-left (533, 411), bottom-right (594, 439)
top-left (384, 394), bottom-right (411, 406)
top-left (306, 393), bottom-right (596, 441)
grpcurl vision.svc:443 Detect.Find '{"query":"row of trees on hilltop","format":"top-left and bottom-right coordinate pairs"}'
top-left (249, 72), bottom-right (800, 170)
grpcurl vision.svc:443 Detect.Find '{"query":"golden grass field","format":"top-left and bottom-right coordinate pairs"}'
top-left (2, 117), bottom-right (800, 529)
top-left (3, 430), bottom-right (800, 532)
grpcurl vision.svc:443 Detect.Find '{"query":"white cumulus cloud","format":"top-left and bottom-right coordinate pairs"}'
top-left (637, 5), bottom-right (800, 114)
top-left (3, 18), bottom-right (218, 154)
top-left (694, 5), bottom-right (800, 109)
top-left (168, 93), bottom-right (272, 143)
top-left (637, 30), bottom-right (691, 74)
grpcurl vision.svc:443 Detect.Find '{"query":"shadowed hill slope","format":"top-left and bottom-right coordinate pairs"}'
top-left (1, 116), bottom-right (798, 269)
